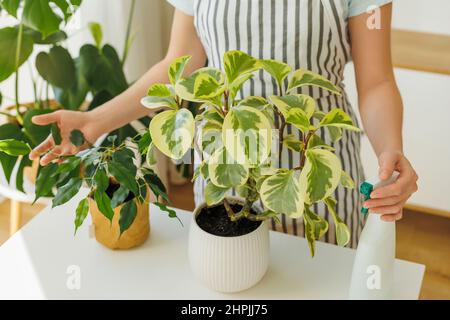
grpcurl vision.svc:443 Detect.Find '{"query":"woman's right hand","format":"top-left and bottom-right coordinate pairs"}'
top-left (29, 110), bottom-right (101, 166)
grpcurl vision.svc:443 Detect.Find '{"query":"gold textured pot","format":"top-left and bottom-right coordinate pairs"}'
top-left (89, 197), bottom-right (150, 250)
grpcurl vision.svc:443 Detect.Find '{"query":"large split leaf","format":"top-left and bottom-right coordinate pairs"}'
top-left (36, 45), bottom-right (76, 89)
top-left (149, 109), bottom-right (195, 160)
top-left (260, 170), bottom-right (305, 217)
top-left (0, 26), bottom-right (34, 82)
top-left (22, 0), bottom-right (62, 38)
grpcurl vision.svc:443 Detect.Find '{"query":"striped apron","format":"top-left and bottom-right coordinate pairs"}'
top-left (192, 0), bottom-right (365, 248)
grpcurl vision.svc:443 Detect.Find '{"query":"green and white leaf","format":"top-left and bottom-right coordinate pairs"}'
top-left (168, 55), bottom-right (191, 85)
top-left (193, 72), bottom-right (224, 99)
top-left (205, 182), bottom-right (229, 206)
top-left (324, 197), bottom-right (350, 247)
top-left (145, 142), bottom-right (157, 168)
top-left (269, 94), bottom-right (316, 119)
top-left (319, 109), bottom-right (360, 132)
top-left (286, 108), bottom-right (312, 133)
top-left (208, 147), bottom-right (249, 188)
top-left (149, 109), bottom-right (195, 159)
top-left (223, 50), bottom-right (261, 84)
top-left (307, 134), bottom-right (335, 151)
top-left (222, 106), bottom-right (272, 167)
top-left (260, 170), bottom-right (305, 217)
top-left (260, 59), bottom-right (292, 88)
top-left (229, 73), bottom-right (253, 102)
top-left (340, 170), bottom-right (356, 189)
top-left (299, 149), bottom-right (342, 204)
top-left (175, 67), bottom-right (224, 105)
top-left (287, 69), bottom-right (341, 95)
top-left (283, 134), bottom-right (303, 152)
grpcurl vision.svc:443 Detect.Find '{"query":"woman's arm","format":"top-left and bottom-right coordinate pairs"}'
top-left (349, 3), bottom-right (418, 221)
top-left (30, 10), bottom-right (206, 165)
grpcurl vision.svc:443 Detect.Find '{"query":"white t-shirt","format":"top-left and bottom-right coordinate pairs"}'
top-left (167, 0), bottom-right (393, 18)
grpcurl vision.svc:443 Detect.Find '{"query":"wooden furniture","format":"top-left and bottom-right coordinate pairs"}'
top-left (0, 193), bottom-right (425, 299)
top-left (392, 29), bottom-right (450, 76)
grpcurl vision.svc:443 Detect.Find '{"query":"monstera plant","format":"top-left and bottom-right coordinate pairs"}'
top-left (0, 0), bottom-right (141, 192)
top-left (143, 50), bottom-right (359, 256)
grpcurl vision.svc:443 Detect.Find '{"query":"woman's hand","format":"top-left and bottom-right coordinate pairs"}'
top-left (363, 151), bottom-right (419, 222)
top-left (29, 110), bottom-right (102, 166)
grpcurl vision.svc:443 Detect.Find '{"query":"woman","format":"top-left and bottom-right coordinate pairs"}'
top-left (30, 0), bottom-right (418, 248)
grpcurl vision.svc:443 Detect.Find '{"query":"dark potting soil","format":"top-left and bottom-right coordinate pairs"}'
top-left (196, 203), bottom-right (261, 237)
top-left (105, 181), bottom-right (134, 203)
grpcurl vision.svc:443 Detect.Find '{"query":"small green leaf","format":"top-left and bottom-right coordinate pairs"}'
top-left (1, 0), bottom-right (21, 17)
top-left (319, 109), bottom-right (360, 132)
top-left (324, 197), bottom-right (350, 247)
top-left (260, 170), bottom-right (305, 217)
top-left (52, 177), bottom-right (82, 208)
top-left (94, 190), bottom-right (114, 222)
top-left (88, 22), bottom-right (103, 48)
top-left (70, 129), bottom-right (85, 147)
top-left (111, 185), bottom-right (130, 208)
top-left (0, 139), bottom-right (31, 156)
top-left (119, 200), bottom-right (137, 235)
top-left (74, 198), bottom-right (90, 235)
top-left (147, 83), bottom-right (172, 97)
top-left (286, 108), bottom-right (311, 133)
top-left (208, 147), bottom-right (249, 188)
top-left (154, 202), bottom-right (183, 226)
top-left (193, 72), bottom-right (223, 99)
top-left (56, 156), bottom-right (81, 174)
top-left (269, 94), bottom-right (316, 119)
top-left (205, 182), bottom-right (229, 206)
top-left (138, 130), bottom-right (152, 155)
top-left (34, 163), bottom-right (58, 203)
top-left (340, 170), bottom-right (356, 189)
top-left (283, 134), bottom-right (303, 152)
top-left (223, 50), bottom-right (260, 85)
top-left (108, 161), bottom-right (138, 196)
top-left (144, 170), bottom-right (169, 202)
top-left (168, 55), bottom-right (191, 85)
top-left (260, 59), bottom-right (292, 88)
top-left (94, 168), bottom-right (108, 194)
top-left (287, 69), bottom-right (341, 95)
top-left (51, 123), bottom-right (62, 145)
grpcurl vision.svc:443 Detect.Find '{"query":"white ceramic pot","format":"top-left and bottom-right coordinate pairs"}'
top-left (188, 197), bottom-right (270, 293)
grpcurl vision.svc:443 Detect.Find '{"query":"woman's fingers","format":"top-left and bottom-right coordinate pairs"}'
top-left (29, 136), bottom-right (54, 160)
top-left (368, 202), bottom-right (404, 214)
top-left (381, 210), bottom-right (403, 222)
top-left (40, 146), bottom-right (63, 166)
top-left (31, 111), bottom-right (61, 126)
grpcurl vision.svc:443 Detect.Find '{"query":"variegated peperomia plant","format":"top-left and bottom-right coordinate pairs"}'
top-left (142, 50), bottom-right (360, 256)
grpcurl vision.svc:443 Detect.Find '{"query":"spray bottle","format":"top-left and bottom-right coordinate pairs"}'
top-left (348, 171), bottom-right (400, 300)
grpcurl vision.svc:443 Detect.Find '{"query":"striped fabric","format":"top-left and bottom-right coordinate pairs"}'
top-left (190, 0), bottom-right (365, 248)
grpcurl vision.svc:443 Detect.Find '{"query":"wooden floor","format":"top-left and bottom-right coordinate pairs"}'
top-left (0, 183), bottom-right (448, 299)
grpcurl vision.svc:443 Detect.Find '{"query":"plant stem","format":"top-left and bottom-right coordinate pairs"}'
top-left (223, 91), bottom-right (230, 113)
top-left (122, 0), bottom-right (136, 66)
top-left (14, 22), bottom-right (24, 124)
top-left (298, 130), bottom-right (314, 169)
top-left (278, 111), bottom-right (286, 164)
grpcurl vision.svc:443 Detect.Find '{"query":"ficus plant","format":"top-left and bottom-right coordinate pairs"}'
top-left (142, 50), bottom-right (360, 256)
top-left (0, 0), bottom-right (143, 191)
top-left (32, 130), bottom-right (180, 235)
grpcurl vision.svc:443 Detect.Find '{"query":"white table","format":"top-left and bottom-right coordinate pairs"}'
top-left (0, 191), bottom-right (425, 300)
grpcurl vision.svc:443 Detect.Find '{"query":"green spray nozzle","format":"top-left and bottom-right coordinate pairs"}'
top-left (359, 182), bottom-right (374, 215)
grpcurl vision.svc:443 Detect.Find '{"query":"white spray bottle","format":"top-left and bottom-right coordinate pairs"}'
top-left (348, 171), bottom-right (400, 300)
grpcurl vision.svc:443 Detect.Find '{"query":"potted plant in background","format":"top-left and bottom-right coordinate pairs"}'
top-left (0, 0), bottom-right (143, 191)
top-left (142, 50), bottom-right (360, 292)
top-left (28, 129), bottom-right (180, 250)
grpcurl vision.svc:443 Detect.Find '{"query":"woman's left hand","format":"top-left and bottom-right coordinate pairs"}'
top-left (363, 151), bottom-right (419, 222)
